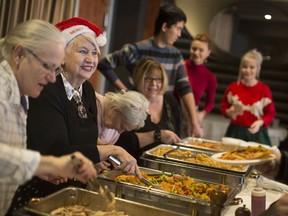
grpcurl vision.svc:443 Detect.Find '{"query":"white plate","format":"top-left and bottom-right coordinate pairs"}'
top-left (221, 137), bottom-right (248, 146)
top-left (245, 142), bottom-right (271, 149)
top-left (211, 152), bottom-right (276, 165)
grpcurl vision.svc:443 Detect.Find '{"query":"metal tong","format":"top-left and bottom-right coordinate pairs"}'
top-left (71, 155), bottom-right (114, 204)
top-left (108, 155), bottom-right (162, 190)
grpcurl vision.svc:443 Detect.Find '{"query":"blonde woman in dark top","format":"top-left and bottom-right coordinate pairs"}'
top-left (116, 57), bottom-right (181, 160)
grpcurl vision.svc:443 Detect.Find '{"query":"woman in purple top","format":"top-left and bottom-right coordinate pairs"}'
top-left (185, 33), bottom-right (217, 124)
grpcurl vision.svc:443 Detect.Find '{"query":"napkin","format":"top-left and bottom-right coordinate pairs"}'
top-left (256, 176), bottom-right (288, 193)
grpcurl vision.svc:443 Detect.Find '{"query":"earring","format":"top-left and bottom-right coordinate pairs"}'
top-left (15, 58), bottom-right (19, 65)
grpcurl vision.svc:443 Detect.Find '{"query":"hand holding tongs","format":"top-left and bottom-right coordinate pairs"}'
top-left (108, 155), bottom-right (163, 190)
top-left (71, 155), bottom-right (114, 203)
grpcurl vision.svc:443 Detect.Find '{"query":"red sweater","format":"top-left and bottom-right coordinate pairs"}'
top-left (221, 81), bottom-right (276, 127)
top-left (185, 60), bottom-right (217, 113)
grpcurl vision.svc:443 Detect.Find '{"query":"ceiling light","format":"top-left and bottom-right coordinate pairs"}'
top-left (264, 14), bottom-right (272, 20)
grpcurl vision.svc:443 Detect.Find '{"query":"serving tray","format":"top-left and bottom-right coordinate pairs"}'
top-left (175, 137), bottom-right (243, 152)
top-left (24, 187), bottom-right (182, 216)
top-left (97, 167), bottom-right (238, 216)
top-left (144, 144), bottom-right (249, 174)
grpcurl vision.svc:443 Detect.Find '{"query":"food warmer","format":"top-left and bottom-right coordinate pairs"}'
top-left (139, 143), bottom-right (253, 189)
top-left (23, 187), bottom-right (182, 216)
top-left (96, 167), bottom-right (239, 216)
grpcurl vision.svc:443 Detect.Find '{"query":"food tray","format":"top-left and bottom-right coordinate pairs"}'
top-left (97, 167), bottom-right (239, 216)
top-left (175, 137), bottom-right (243, 152)
top-left (24, 187), bottom-right (182, 216)
top-left (144, 144), bottom-right (249, 174)
top-left (143, 144), bottom-right (177, 158)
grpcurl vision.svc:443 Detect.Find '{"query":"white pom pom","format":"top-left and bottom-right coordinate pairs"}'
top-left (96, 34), bottom-right (107, 47)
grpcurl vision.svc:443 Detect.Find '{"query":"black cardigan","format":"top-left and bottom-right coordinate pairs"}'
top-left (27, 75), bottom-right (99, 162)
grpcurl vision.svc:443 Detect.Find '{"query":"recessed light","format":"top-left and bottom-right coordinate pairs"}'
top-left (264, 14), bottom-right (272, 20)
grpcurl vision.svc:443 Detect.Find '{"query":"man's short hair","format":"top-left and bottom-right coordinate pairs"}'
top-left (154, 4), bottom-right (187, 36)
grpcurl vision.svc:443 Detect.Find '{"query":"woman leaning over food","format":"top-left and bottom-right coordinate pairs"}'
top-left (8, 17), bottom-right (146, 213)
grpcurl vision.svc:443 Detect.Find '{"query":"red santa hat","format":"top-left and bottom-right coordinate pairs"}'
top-left (55, 17), bottom-right (107, 47)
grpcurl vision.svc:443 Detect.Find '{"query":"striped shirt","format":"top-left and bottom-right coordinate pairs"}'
top-left (0, 60), bottom-right (40, 215)
top-left (97, 37), bottom-right (192, 96)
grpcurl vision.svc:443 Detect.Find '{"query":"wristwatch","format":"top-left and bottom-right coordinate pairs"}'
top-left (154, 129), bottom-right (161, 144)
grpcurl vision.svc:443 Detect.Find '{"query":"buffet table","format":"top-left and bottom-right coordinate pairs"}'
top-left (223, 177), bottom-right (284, 215)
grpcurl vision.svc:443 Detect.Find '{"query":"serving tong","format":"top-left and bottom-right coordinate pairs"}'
top-left (108, 155), bottom-right (163, 190)
top-left (71, 155), bottom-right (115, 205)
top-left (164, 148), bottom-right (197, 160)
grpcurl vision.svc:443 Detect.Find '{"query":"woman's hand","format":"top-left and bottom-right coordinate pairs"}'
top-left (191, 122), bottom-right (204, 138)
top-left (35, 151), bottom-right (97, 184)
top-left (110, 146), bottom-right (142, 179)
top-left (161, 130), bottom-right (181, 144)
top-left (94, 161), bottom-right (111, 174)
top-left (196, 110), bottom-right (206, 124)
top-left (248, 120), bottom-right (264, 134)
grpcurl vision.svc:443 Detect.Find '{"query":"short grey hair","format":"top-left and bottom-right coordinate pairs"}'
top-left (104, 90), bottom-right (149, 129)
top-left (0, 19), bottom-right (65, 61)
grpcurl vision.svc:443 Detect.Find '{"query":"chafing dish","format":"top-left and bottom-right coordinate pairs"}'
top-left (24, 187), bottom-right (182, 216)
top-left (96, 167), bottom-right (239, 216)
top-left (175, 137), bottom-right (243, 152)
top-left (140, 144), bottom-right (253, 189)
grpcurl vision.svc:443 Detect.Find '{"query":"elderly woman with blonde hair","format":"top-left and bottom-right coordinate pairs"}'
top-left (8, 17), bottom-right (147, 213)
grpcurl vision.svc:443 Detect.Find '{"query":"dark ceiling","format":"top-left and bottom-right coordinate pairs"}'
top-left (214, 1), bottom-right (288, 62)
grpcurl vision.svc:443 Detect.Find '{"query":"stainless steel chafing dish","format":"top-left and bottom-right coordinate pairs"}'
top-left (140, 144), bottom-right (253, 189)
top-left (24, 187), bottom-right (182, 216)
top-left (96, 167), bottom-right (239, 216)
top-left (175, 137), bottom-right (243, 152)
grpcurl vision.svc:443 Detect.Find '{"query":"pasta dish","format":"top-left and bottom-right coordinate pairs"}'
top-left (219, 145), bottom-right (271, 160)
top-left (167, 150), bottom-right (245, 171)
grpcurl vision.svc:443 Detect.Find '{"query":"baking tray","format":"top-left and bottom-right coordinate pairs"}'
top-left (24, 187), bottom-right (182, 216)
top-left (174, 137), bottom-right (243, 152)
top-left (97, 167), bottom-right (239, 216)
top-left (145, 144), bottom-right (249, 174)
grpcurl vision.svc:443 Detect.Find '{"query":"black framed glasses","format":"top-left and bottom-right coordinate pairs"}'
top-left (25, 48), bottom-right (61, 75)
top-left (144, 76), bottom-right (163, 84)
top-left (72, 90), bottom-right (88, 119)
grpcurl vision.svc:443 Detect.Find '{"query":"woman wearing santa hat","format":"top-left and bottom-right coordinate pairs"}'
top-left (8, 17), bottom-right (144, 213)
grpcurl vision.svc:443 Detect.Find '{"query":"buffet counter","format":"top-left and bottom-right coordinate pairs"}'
top-left (202, 114), bottom-right (287, 147)
top-left (223, 177), bottom-right (284, 215)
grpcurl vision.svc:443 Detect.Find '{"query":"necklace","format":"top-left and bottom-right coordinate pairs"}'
top-left (100, 105), bottom-right (106, 141)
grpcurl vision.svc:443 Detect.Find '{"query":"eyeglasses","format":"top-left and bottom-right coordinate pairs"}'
top-left (72, 90), bottom-right (88, 119)
top-left (144, 77), bottom-right (163, 84)
top-left (25, 48), bottom-right (61, 75)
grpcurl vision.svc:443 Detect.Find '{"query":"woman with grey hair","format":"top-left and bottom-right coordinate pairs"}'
top-left (0, 19), bottom-right (96, 215)
top-left (97, 90), bottom-right (148, 145)
top-left (221, 49), bottom-right (276, 145)
top-left (95, 90), bottom-right (148, 172)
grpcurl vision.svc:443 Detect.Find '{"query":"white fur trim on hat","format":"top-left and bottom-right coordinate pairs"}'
top-left (96, 34), bottom-right (107, 47)
top-left (61, 25), bottom-right (96, 45)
